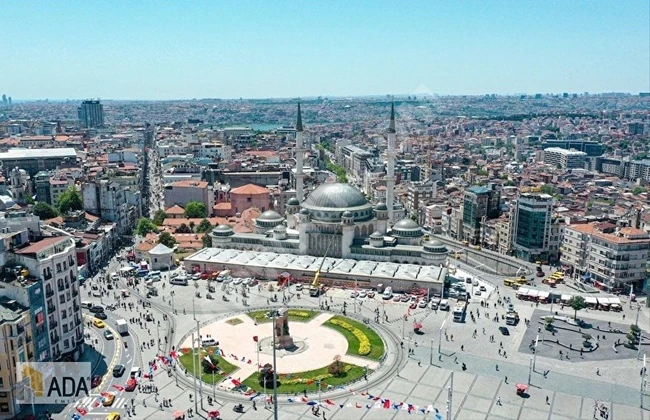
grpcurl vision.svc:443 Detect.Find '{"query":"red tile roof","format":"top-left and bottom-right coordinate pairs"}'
top-left (230, 184), bottom-right (269, 195)
top-left (15, 236), bottom-right (70, 254)
top-left (165, 205), bottom-right (185, 215)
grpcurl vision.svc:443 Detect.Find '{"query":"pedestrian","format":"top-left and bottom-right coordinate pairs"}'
top-left (596, 368), bottom-right (600, 376)
top-left (496, 397), bottom-right (501, 406)
top-left (495, 364), bottom-right (499, 371)
top-left (253, 401), bottom-right (257, 410)
top-left (418, 360), bottom-right (421, 367)
top-left (546, 396), bottom-right (549, 404)
top-left (504, 376), bottom-right (508, 384)
top-left (461, 345), bottom-right (464, 351)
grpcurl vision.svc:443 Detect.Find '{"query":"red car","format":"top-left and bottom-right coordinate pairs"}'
top-left (125, 378), bottom-right (137, 392)
top-left (91, 375), bottom-right (102, 389)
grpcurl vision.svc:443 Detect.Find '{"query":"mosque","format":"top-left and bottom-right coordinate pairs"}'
top-left (186, 105), bottom-right (448, 292)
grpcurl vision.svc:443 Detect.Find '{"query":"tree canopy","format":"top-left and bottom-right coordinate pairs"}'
top-left (632, 186), bottom-right (646, 195)
top-left (158, 232), bottom-right (176, 249)
top-left (153, 210), bottom-right (167, 226)
top-left (57, 187), bottom-right (83, 213)
top-left (567, 296), bottom-right (587, 320)
top-left (184, 201), bottom-right (207, 218)
top-left (175, 223), bottom-right (192, 234)
top-left (33, 202), bottom-right (59, 220)
top-left (196, 218), bottom-right (213, 233)
top-left (136, 218), bottom-right (158, 236)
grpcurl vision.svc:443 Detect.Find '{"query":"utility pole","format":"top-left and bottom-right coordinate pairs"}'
top-left (272, 310), bottom-right (279, 420)
top-left (193, 297), bottom-right (203, 411)
top-left (191, 331), bottom-right (198, 415)
top-left (641, 354), bottom-right (647, 408)
top-left (533, 334), bottom-right (539, 372)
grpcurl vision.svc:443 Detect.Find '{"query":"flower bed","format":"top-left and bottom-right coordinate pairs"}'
top-left (329, 319), bottom-right (371, 355)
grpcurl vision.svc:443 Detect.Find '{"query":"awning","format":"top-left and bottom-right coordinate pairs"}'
top-left (581, 273), bottom-right (591, 279)
top-left (537, 291), bottom-right (550, 299)
top-left (608, 296), bottom-right (621, 305)
top-left (527, 289), bottom-right (539, 298)
top-left (516, 287), bottom-right (530, 295)
top-left (561, 294), bottom-right (573, 302)
top-left (585, 296), bottom-right (598, 304)
top-left (596, 298), bottom-right (609, 305)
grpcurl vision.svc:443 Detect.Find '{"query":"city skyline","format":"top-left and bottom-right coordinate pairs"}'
top-left (2, 1), bottom-right (649, 100)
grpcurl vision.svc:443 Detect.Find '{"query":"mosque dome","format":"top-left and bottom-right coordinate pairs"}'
top-left (301, 183), bottom-right (373, 222)
top-left (423, 239), bottom-right (447, 253)
top-left (287, 197), bottom-right (300, 206)
top-left (256, 210), bottom-right (284, 223)
top-left (212, 224), bottom-right (234, 236)
top-left (370, 231), bottom-right (383, 238)
top-left (374, 202), bottom-right (388, 211)
top-left (342, 210), bottom-right (354, 218)
top-left (391, 218), bottom-right (423, 237)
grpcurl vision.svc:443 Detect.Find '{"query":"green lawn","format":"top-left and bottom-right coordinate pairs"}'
top-left (324, 316), bottom-right (385, 360)
top-left (246, 309), bottom-right (319, 323)
top-left (178, 348), bottom-right (238, 384)
top-left (240, 363), bottom-right (368, 394)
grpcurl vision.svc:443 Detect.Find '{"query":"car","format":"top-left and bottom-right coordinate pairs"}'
top-left (498, 326), bottom-right (510, 336)
top-left (295, 283), bottom-right (304, 291)
top-left (409, 295), bottom-right (418, 302)
top-left (125, 378), bottom-right (137, 392)
top-left (536, 270), bottom-right (545, 277)
top-left (112, 364), bottom-right (125, 377)
top-left (358, 291), bottom-right (367, 299)
top-left (102, 392), bottom-right (115, 406)
top-left (89, 305), bottom-right (105, 313)
top-left (418, 299), bottom-right (428, 308)
top-left (192, 273), bottom-right (201, 280)
top-left (507, 303), bottom-right (515, 312)
top-left (94, 312), bottom-right (108, 320)
top-left (479, 285), bottom-right (486, 292)
top-left (92, 290), bottom-right (102, 298)
top-left (232, 278), bottom-right (243, 285)
top-left (472, 279), bottom-right (479, 286)
top-left (106, 413), bottom-right (121, 420)
top-left (103, 330), bottom-right (114, 340)
top-left (367, 291), bottom-right (375, 298)
top-left (350, 291), bottom-right (358, 298)
top-left (400, 295), bottom-right (410, 302)
top-left (392, 294), bottom-right (401, 302)
top-left (465, 277), bottom-right (472, 284)
top-left (248, 279), bottom-right (259, 287)
top-left (242, 278), bottom-right (252, 286)
top-left (91, 375), bottom-right (102, 388)
top-left (474, 289), bottom-right (482, 296)
top-left (93, 319), bottom-right (106, 328)
top-left (409, 302), bottom-right (417, 310)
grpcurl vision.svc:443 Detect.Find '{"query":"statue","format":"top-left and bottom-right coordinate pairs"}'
top-left (273, 308), bottom-right (294, 349)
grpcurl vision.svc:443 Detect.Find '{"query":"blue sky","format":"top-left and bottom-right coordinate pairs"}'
top-left (2, 1), bottom-right (648, 100)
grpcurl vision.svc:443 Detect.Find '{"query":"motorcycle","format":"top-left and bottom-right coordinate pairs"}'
top-left (233, 404), bottom-right (244, 413)
top-left (222, 296), bottom-right (228, 302)
top-left (206, 294), bottom-right (213, 300)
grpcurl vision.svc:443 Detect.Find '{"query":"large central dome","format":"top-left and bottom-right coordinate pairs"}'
top-left (301, 183), bottom-right (373, 222)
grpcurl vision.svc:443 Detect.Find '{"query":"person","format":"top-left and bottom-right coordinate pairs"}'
top-left (504, 376), bottom-right (508, 383)
top-left (546, 396), bottom-right (549, 404)
top-left (596, 368), bottom-right (600, 376)
top-left (496, 397), bottom-right (501, 406)
top-left (253, 401), bottom-right (257, 410)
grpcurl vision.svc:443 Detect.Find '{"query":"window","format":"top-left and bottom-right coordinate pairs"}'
top-left (64, 339), bottom-right (69, 349)
top-left (56, 263), bottom-right (61, 273)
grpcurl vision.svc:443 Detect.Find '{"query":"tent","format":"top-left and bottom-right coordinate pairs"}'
top-left (561, 294), bottom-right (573, 302)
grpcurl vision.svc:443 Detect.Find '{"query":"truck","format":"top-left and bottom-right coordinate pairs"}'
top-left (115, 319), bottom-right (129, 336)
top-left (503, 276), bottom-right (529, 288)
top-left (452, 301), bottom-right (467, 322)
top-left (505, 311), bottom-right (520, 326)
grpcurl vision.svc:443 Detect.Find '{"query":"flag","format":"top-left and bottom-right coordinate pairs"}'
top-left (383, 399), bottom-right (391, 409)
top-left (325, 399), bottom-right (335, 405)
top-left (112, 384), bottom-right (124, 391)
top-left (355, 403), bottom-right (362, 408)
top-left (76, 407), bottom-right (88, 415)
top-left (253, 336), bottom-right (259, 342)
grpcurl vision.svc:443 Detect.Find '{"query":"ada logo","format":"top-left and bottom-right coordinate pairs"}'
top-left (17, 362), bottom-right (91, 404)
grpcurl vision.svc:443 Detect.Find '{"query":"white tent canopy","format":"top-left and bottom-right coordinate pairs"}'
top-left (585, 296), bottom-right (598, 304)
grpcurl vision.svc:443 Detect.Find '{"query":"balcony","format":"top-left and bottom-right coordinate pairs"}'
top-left (44, 272), bottom-right (52, 280)
top-left (27, 352), bottom-right (34, 360)
top-left (47, 305), bottom-right (55, 313)
top-left (26, 335), bottom-right (32, 344)
top-left (16, 325), bottom-right (25, 335)
top-left (73, 304), bottom-right (80, 312)
top-left (51, 335), bottom-right (60, 344)
top-left (72, 289), bottom-right (78, 297)
top-left (46, 289), bottom-right (54, 298)
top-left (58, 284), bottom-right (65, 292)
top-left (49, 320), bottom-right (58, 330)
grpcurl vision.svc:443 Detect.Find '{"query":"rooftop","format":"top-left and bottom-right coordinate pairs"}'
top-left (0, 148), bottom-right (77, 161)
top-left (171, 180), bottom-right (208, 188)
top-left (230, 183), bottom-right (270, 195)
top-left (14, 236), bottom-right (71, 255)
top-left (567, 223), bottom-right (650, 244)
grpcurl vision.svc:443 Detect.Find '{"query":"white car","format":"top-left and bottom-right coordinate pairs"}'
top-left (474, 289), bottom-right (482, 296)
top-left (418, 299), bottom-right (428, 308)
top-left (358, 291), bottom-right (367, 299)
top-left (295, 283), bottom-right (304, 291)
top-left (479, 285), bottom-right (487, 292)
top-left (350, 291), bottom-right (359, 298)
top-left (242, 278), bottom-right (252, 286)
top-left (192, 273), bottom-right (201, 280)
top-left (232, 278), bottom-right (243, 285)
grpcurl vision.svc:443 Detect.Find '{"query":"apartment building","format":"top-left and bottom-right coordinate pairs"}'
top-left (164, 180), bottom-right (212, 212)
top-left (543, 147), bottom-right (587, 170)
top-left (561, 222), bottom-right (650, 292)
top-left (406, 180), bottom-right (437, 215)
top-left (512, 193), bottom-right (557, 263)
top-left (81, 179), bottom-right (141, 236)
top-left (461, 184), bottom-right (500, 245)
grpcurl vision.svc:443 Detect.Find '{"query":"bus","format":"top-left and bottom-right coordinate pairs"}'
top-left (452, 301), bottom-right (467, 322)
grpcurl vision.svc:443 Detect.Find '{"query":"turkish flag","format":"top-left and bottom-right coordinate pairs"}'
top-left (253, 336), bottom-right (259, 342)
top-left (92, 400), bottom-right (101, 408)
top-left (112, 384), bottom-right (125, 391)
top-left (77, 406), bottom-right (88, 415)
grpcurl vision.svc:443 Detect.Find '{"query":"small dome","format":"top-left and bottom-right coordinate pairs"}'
top-left (214, 224), bottom-right (233, 232)
top-left (300, 208), bottom-right (309, 215)
top-left (273, 224), bottom-right (287, 232)
top-left (370, 231), bottom-right (383, 238)
top-left (375, 202), bottom-right (388, 211)
top-left (342, 210), bottom-right (354, 218)
top-left (257, 210), bottom-right (283, 222)
top-left (287, 197), bottom-right (300, 206)
top-left (423, 239), bottom-right (447, 253)
top-left (393, 218), bottom-right (420, 230)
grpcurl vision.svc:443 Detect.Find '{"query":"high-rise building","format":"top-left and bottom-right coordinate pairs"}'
top-left (461, 184), bottom-right (500, 245)
top-left (77, 99), bottom-right (104, 128)
top-left (512, 193), bottom-right (556, 263)
top-left (1, 94), bottom-right (6, 106)
top-left (543, 147), bottom-right (587, 169)
top-left (540, 139), bottom-right (604, 157)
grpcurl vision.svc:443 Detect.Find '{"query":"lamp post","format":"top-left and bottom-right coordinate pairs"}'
top-left (446, 371), bottom-right (454, 420)
top-left (193, 297), bottom-right (203, 411)
top-left (527, 357), bottom-right (533, 385)
top-left (438, 319), bottom-right (446, 356)
top-left (191, 331), bottom-right (198, 415)
top-left (430, 338), bottom-right (434, 365)
top-left (272, 310), bottom-right (279, 420)
top-left (635, 305), bottom-right (644, 361)
top-left (641, 354), bottom-right (647, 408)
top-left (533, 334), bottom-right (539, 372)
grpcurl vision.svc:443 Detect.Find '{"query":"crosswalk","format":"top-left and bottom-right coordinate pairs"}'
top-left (72, 395), bottom-right (129, 411)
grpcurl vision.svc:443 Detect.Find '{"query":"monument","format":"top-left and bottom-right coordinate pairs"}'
top-left (274, 308), bottom-right (294, 349)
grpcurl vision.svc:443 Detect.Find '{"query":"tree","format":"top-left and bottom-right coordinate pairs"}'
top-left (153, 210), bottom-right (167, 226)
top-left (136, 218), bottom-right (158, 236)
top-left (544, 316), bottom-right (554, 331)
top-left (196, 218), bottom-right (213, 233)
top-left (184, 201), bottom-right (207, 218)
top-left (202, 233), bottom-right (212, 248)
top-left (158, 232), bottom-right (176, 248)
top-left (175, 223), bottom-right (192, 234)
top-left (258, 363), bottom-right (277, 388)
top-left (57, 187), bottom-right (83, 213)
top-left (201, 353), bottom-right (219, 374)
top-left (567, 296), bottom-right (587, 320)
top-left (540, 184), bottom-right (557, 195)
top-left (33, 202), bottom-right (59, 220)
top-left (328, 355), bottom-right (346, 377)
top-left (632, 186), bottom-right (646, 195)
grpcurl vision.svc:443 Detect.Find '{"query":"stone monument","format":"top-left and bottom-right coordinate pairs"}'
top-left (274, 308), bottom-right (294, 349)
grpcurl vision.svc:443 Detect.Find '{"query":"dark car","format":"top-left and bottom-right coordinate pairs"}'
top-left (89, 306), bottom-right (105, 313)
top-left (112, 364), bottom-right (125, 377)
top-left (91, 375), bottom-right (102, 388)
top-left (103, 330), bottom-right (114, 340)
top-left (94, 312), bottom-right (108, 320)
top-left (498, 326), bottom-right (510, 336)
top-left (536, 270), bottom-right (545, 277)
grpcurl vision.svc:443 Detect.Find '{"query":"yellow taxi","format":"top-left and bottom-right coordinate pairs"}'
top-left (93, 319), bottom-right (105, 328)
top-left (106, 413), bottom-right (120, 420)
top-left (102, 392), bottom-right (115, 407)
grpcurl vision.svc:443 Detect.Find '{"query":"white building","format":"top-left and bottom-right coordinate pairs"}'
top-left (543, 147), bottom-right (587, 169)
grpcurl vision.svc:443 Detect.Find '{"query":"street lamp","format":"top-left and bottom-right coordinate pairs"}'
top-left (532, 334), bottom-right (539, 372)
top-left (438, 319), bottom-right (446, 356)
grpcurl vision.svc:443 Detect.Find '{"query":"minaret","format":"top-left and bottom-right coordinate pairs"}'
top-left (295, 103), bottom-right (305, 202)
top-left (385, 102), bottom-right (397, 224)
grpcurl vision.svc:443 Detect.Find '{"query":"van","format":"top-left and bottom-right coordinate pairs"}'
top-left (201, 338), bottom-right (217, 347)
top-left (129, 367), bottom-right (141, 379)
top-left (110, 273), bottom-right (119, 280)
top-left (430, 297), bottom-right (441, 310)
top-left (382, 287), bottom-right (393, 300)
top-left (170, 277), bottom-right (188, 286)
top-left (147, 271), bottom-right (161, 280)
top-left (439, 299), bottom-right (450, 311)
top-left (81, 301), bottom-right (94, 309)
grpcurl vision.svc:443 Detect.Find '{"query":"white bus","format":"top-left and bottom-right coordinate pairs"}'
top-left (452, 301), bottom-right (467, 322)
